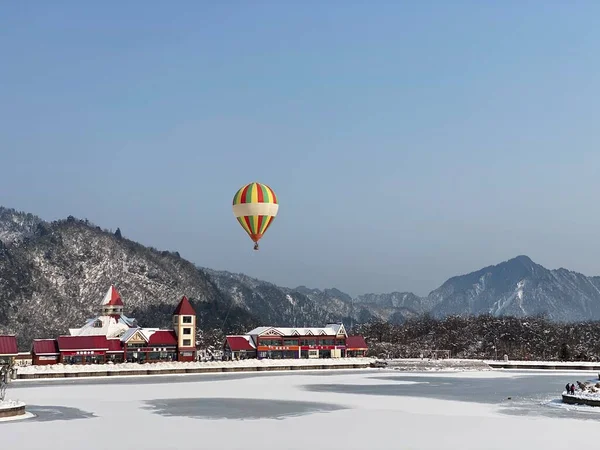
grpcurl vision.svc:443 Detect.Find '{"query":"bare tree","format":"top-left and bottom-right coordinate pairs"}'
top-left (0, 360), bottom-right (15, 402)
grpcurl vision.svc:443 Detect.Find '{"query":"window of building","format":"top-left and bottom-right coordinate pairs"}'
top-left (183, 316), bottom-right (192, 324)
top-left (183, 328), bottom-right (191, 335)
top-left (183, 339), bottom-right (191, 347)
top-left (260, 338), bottom-right (281, 346)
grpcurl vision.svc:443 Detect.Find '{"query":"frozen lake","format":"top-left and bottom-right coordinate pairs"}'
top-left (3, 368), bottom-right (600, 449)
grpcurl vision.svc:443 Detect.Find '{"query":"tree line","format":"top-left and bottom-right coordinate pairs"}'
top-left (354, 314), bottom-right (600, 361)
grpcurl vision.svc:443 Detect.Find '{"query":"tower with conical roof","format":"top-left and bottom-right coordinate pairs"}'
top-left (68, 285), bottom-right (136, 338)
top-left (172, 296), bottom-right (197, 361)
top-left (101, 285), bottom-right (124, 317)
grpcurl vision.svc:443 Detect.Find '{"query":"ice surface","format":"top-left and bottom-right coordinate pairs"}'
top-left (2, 369), bottom-right (600, 449)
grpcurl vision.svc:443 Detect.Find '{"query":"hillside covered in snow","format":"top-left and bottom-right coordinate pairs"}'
top-left (3, 205), bottom-right (600, 351)
top-left (0, 207), bottom-right (370, 349)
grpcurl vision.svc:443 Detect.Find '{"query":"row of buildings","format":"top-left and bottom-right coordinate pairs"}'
top-left (0, 286), bottom-right (368, 366)
top-left (223, 325), bottom-right (368, 360)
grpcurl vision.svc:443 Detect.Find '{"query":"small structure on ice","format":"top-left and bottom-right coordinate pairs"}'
top-left (561, 379), bottom-right (600, 407)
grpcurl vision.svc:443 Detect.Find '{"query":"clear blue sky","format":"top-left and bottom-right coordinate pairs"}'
top-left (2, 1), bottom-right (599, 297)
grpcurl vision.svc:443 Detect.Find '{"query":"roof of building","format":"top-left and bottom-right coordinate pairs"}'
top-left (120, 327), bottom-right (144, 343)
top-left (173, 296), bottom-right (196, 316)
top-left (0, 335), bottom-right (18, 356)
top-left (325, 323), bottom-right (347, 335)
top-left (57, 336), bottom-right (110, 351)
top-left (106, 339), bottom-right (123, 353)
top-left (32, 339), bottom-right (59, 355)
top-left (246, 325), bottom-right (347, 337)
top-left (226, 335), bottom-right (256, 351)
top-left (346, 335), bottom-right (368, 349)
top-left (101, 285), bottom-right (123, 307)
top-left (147, 330), bottom-right (178, 346)
top-left (119, 327), bottom-right (178, 345)
top-left (69, 314), bottom-right (137, 338)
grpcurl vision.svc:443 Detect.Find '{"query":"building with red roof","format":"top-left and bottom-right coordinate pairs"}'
top-left (171, 296), bottom-right (197, 362)
top-left (30, 289), bottom-right (197, 365)
top-left (0, 335), bottom-right (18, 365)
top-left (31, 339), bottom-right (60, 365)
top-left (345, 335), bottom-right (368, 357)
top-left (223, 335), bottom-right (257, 360)
top-left (173, 295), bottom-right (196, 316)
top-left (68, 285), bottom-right (138, 338)
top-left (224, 323), bottom-right (368, 360)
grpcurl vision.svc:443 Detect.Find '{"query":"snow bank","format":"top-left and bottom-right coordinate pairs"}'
top-left (484, 359), bottom-right (600, 367)
top-left (384, 358), bottom-right (492, 372)
top-left (16, 357), bottom-right (376, 376)
top-left (0, 399), bottom-right (25, 409)
top-left (561, 378), bottom-right (600, 402)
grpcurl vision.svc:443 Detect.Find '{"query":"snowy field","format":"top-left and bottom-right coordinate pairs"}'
top-left (484, 359), bottom-right (600, 367)
top-left (3, 368), bottom-right (600, 450)
top-left (16, 357), bottom-right (375, 376)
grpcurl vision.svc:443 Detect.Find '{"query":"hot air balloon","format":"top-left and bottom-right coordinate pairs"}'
top-left (232, 182), bottom-right (279, 250)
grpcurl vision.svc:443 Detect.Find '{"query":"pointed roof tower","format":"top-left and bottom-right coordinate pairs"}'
top-left (173, 295), bottom-right (196, 316)
top-left (101, 285), bottom-right (124, 307)
top-left (101, 285), bottom-right (124, 317)
top-left (68, 285), bottom-right (136, 338)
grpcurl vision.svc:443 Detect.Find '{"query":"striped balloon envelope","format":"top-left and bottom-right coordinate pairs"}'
top-left (232, 182), bottom-right (279, 250)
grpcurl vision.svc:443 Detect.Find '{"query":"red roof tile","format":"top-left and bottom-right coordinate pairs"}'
top-left (57, 336), bottom-right (109, 351)
top-left (106, 339), bottom-right (123, 352)
top-left (102, 285), bottom-right (123, 306)
top-left (346, 335), bottom-right (368, 349)
top-left (0, 335), bottom-right (18, 355)
top-left (148, 330), bottom-right (178, 346)
top-left (32, 339), bottom-right (59, 355)
top-left (173, 296), bottom-right (196, 316)
top-left (226, 336), bottom-right (256, 351)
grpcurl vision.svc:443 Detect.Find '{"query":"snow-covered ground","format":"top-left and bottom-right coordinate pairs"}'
top-left (2, 369), bottom-right (600, 449)
top-left (484, 359), bottom-right (600, 367)
top-left (16, 357), bottom-right (375, 375)
top-left (0, 399), bottom-right (25, 409)
top-left (18, 357), bottom-right (600, 379)
top-left (561, 379), bottom-right (600, 401)
top-left (0, 399), bottom-right (31, 423)
top-left (384, 358), bottom-right (492, 371)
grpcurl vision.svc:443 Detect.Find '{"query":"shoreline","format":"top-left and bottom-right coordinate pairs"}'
top-left (484, 360), bottom-right (600, 371)
top-left (13, 357), bottom-right (600, 381)
top-left (14, 357), bottom-right (375, 380)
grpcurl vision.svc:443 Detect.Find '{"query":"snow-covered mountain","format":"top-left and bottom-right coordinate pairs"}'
top-left (0, 207), bottom-right (369, 348)
top-left (2, 205), bottom-right (600, 350)
top-left (0, 208), bottom-right (261, 348)
top-left (427, 255), bottom-right (600, 321)
top-left (290, 256), bottom-right (600, 323)
top-left (354, 292), bottom-right (427, 323)
top-left (0, 207), bottom-right (43, 245)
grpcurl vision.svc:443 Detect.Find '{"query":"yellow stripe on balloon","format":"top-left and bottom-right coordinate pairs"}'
top-left (237, 217), bottom-right (252, 236)
top-left (259, 216), bottom-right (272, 235)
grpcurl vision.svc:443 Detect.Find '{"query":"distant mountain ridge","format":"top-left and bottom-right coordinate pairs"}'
top-left (426, 255), bottom-right (600, 321)
top-left (2, 205), bottom-right (600, 351)
top-left (207, 254), bottom-right (600, 324)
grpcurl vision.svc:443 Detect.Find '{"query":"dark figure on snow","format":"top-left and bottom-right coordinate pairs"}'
top-left (566, 383), bottom-right (571, 393)
top-left (570, 384), bottom-right (575, 395)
